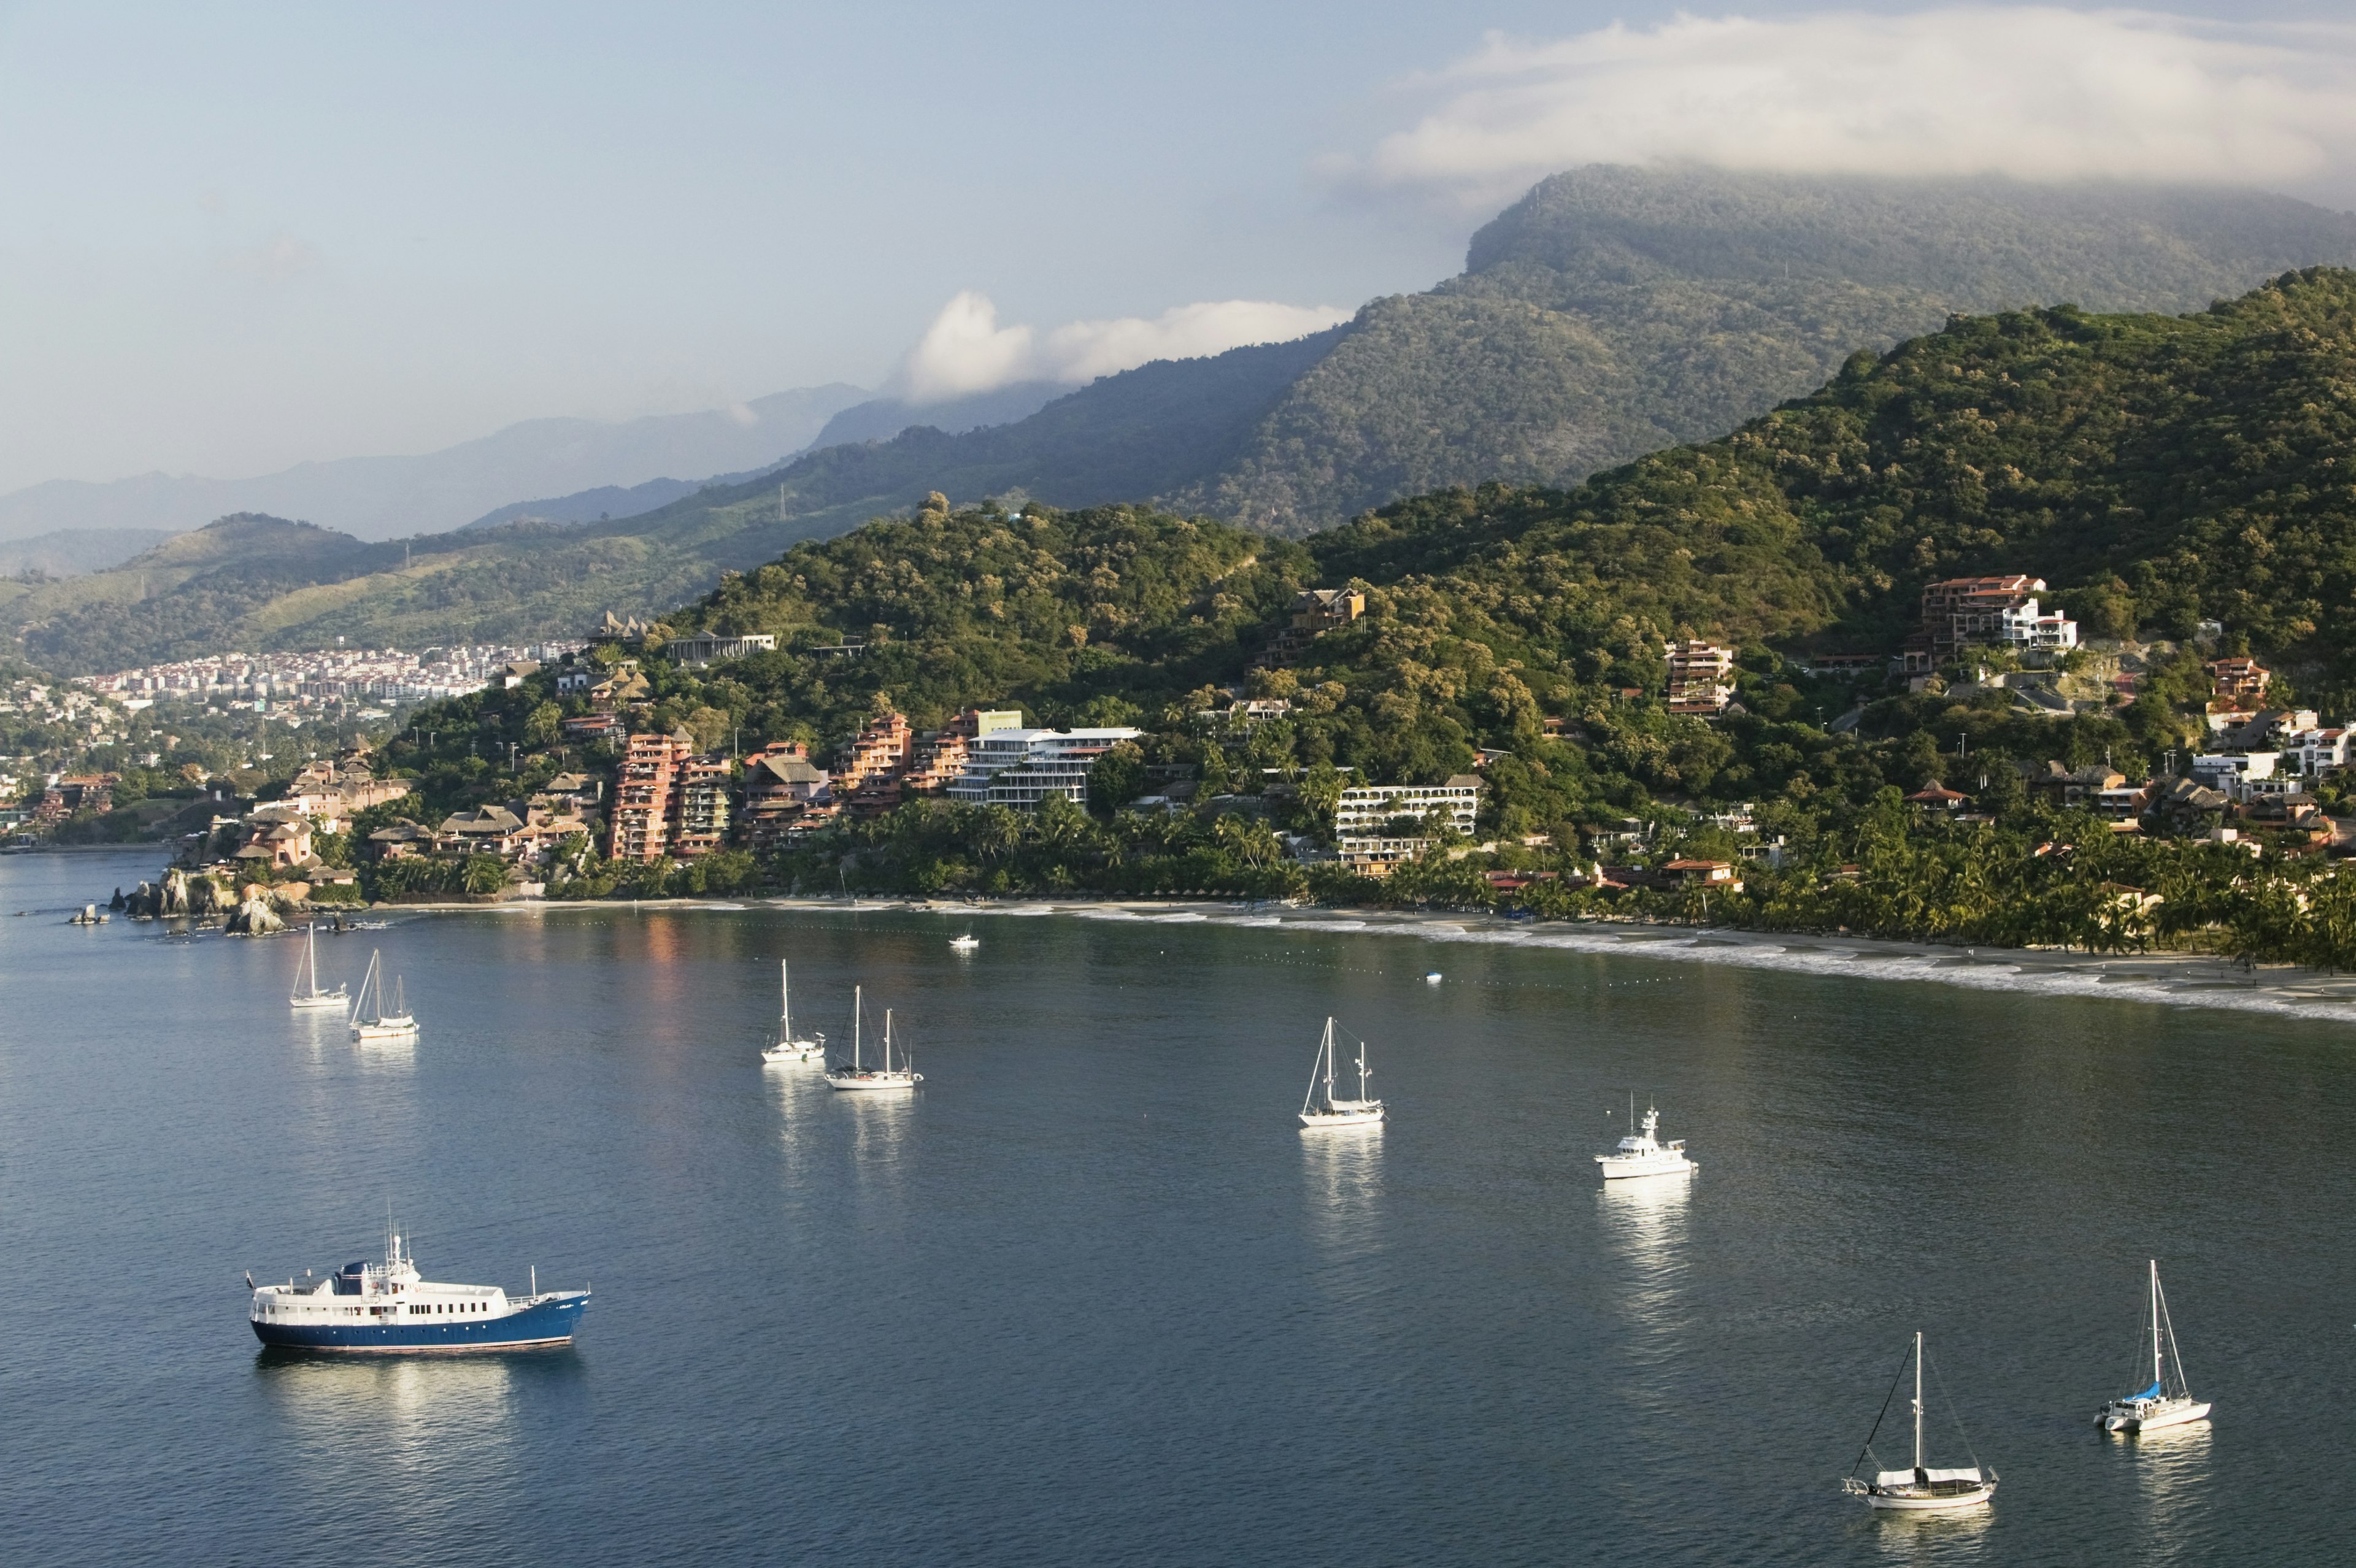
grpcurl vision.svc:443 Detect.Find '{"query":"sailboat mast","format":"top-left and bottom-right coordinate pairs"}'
top-left (781, 961), bottom-right (790, 1032)
top-left (1357, 1037), bottom-right (1369, 1101)
top-left (1322, 1017), bottom-right (1336, 1105)
top-left (2150, 1259), bottom-right (2162, 1390)
top-left (853, 985), bottom-right (862, 1070)
top-left (1913, 1331), bottom-right (1925, 1472)
top-left (885, 1009), bottom-right (893, 1073)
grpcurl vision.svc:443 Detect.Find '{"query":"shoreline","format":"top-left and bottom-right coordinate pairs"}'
top-left (302, 891), bottom-right (2356, 1029)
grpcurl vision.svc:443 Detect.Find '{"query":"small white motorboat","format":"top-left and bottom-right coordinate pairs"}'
top-left (950, 932), bottom-right (980, 953)
top-left (1595, 1097), bottom-right (1695, 1180)
top-left (289, 923), bottom-right (348, 1011)
top-left (1423, 971), bottom-right (1442, 985)
top-left (1298, 1017), bottom-right (1384, 1129)
top-left (1843, 1332), bottom-right (1998, 1512)
top-left (761, 959), bottom-right (825, 1064)
top-left (825, 986), bottom-right (921, 1091)
top-left (2098, 1259), bottom-right (2211, 1434)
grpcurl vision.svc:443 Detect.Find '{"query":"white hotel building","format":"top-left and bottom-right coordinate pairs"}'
top-left (948, 728), bottom-right (1142, 809)
top-left (1333, 777), bottom-right (1483, 837)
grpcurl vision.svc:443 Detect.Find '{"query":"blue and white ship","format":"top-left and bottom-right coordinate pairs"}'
top-left (248, 1231), bottom-right (589, 1353)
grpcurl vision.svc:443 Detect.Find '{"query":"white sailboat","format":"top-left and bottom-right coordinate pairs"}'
top-left (1842, 1332), bottom-right (1997, 1511)
top-left (289, 923), bottom-right (348, 1011)
top-left (761, 961), bottom-right (826, 1064)
top-left (348, 949), bottom-right (418, 1040)
top-left (2098, 1260), bottom-right (2211, 1434)
top-left (1298, 1017), bottom-right (1384, 1129)
top-left (1595, 1096), bottom-right (1695, 1179)
top-left (825, 985), bottom-right (920, 1091)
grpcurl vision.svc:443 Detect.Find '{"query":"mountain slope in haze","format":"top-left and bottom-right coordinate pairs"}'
top-left (0, 528), bottom-right (175, 579)
top-left (600, 169), bottom-right (2356, 551)
top-left (0, 383), bottom-right (870, 544)
top-left (806, 382), bottom-right (1070, 449)
top-left (1170, 168), bottom-right (2356, 531)
top-left (623, 267), bottom-right (2356, 782)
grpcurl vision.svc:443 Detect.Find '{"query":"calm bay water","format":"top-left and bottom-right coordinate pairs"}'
top-left (3, 848), bottom-right (2352, 1565)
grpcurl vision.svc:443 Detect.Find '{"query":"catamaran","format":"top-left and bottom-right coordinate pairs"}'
top-left (825, 985), bottom-right (920, 1091)
top-left (2098, 1259), bottom-right (2211, 1434)
top-left (761, 960), bottom-right (825, 1064)
top-left (348, 949), bottom-right (418, 1040)
top-left (1298, 1016), bottom-right (1384, 1128)
top-left (289, 923), bottom-right (348, 1011)
top-left (1842, 1332), bottom-right (1997, 1511)
top-left (1595, 1097), bottom-right (1695, 1179)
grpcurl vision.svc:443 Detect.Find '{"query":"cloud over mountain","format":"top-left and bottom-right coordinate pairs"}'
top-left (899, 293), bottom-right (1352, 403)
top-left (1360, 8), bottom-right (2356, 205)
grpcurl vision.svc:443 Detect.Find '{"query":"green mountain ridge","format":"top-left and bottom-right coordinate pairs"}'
top-left (15, 167), bottom-right (2356, 674)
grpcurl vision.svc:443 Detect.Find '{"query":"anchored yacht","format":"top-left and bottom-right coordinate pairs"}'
top-left (1298, 1016), bottom-right (1384, 1129)
top-left (761, 961), bottom-right (825, 1064)
top-left (1843, 1331), bottom-right (1998, 1511)
top-left (1595, 1097), bottom-right (1695, 1179)
top-left (248, 1229), bottom-right (588, 1353)
top-left (2098, 1259), bottom-right (2211, 1434)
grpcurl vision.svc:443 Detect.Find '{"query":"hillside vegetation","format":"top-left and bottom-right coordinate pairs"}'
top-left (19, 168), bottom-right (2355, 672)
top-left (359, 272), bottom-right (2356, 962)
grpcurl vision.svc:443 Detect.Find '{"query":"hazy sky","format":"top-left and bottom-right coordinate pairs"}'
top-left (4, 1), bottom-right (2353, 494)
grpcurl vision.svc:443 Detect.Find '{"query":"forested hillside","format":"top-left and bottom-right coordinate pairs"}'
top-left (20, 172), bottom-right (2356, 672)
top-left (371, 269), bottom-right (2356, 959)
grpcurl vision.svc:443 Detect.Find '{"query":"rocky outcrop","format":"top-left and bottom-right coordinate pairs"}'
top-left (225, 894), bottom-right (285, 936)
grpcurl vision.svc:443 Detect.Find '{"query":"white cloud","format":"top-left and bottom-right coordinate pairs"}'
top-left (220, 232), bottom-right (326, 284)
top-left (899, 292), bottom-right (1351, 402)
top-left (1359, 9), bottom-right (2356, 206)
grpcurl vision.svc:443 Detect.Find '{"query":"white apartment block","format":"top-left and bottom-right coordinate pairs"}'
top-left (1333, 776), bottom-right (1481, 837)
top-left (947, 728), bottom-right (1142, 809)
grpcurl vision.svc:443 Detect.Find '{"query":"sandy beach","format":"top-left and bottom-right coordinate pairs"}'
top-left (349, 892), bottom-right (2356, 1029)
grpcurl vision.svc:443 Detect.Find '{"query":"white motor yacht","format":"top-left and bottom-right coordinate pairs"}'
top-left (1595, 1097), bottom-right (1695, 1179)
top-left (949, 932), bottom-right (980, 953)
top-left (1843, 1332), bottom-right (1998, 1511)
top-left (1298, 1017), bottom-right (1384, 1129)
top-left (2098, 1259), bottom-right (2211, 1434)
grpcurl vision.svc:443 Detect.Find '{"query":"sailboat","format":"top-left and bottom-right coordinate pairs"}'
top-left (825, 985), bottom-right (920, 1091)
top-left (761, 960), bottom-right (825, 1064)
top-left (348, 949), bottom-right (418, 1040)
top-left (289, 923), bottom-right (348, 1011)
top-left (1298, 1017), bottom-right (1384, 1128)
top-left (2098, 1260), bottom-right (2211, 1434)
top-left (1842, 1332), bottom-right (1997, 1511)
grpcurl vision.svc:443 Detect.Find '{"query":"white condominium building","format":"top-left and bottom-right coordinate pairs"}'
top-left (1333, 776), bottom-right (1482, 837)
top-left (947, 728), bottom-right (1143, 809)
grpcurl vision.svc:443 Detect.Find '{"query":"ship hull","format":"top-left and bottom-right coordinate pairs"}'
top-left (251, 1293), bottom-right (587, 1353)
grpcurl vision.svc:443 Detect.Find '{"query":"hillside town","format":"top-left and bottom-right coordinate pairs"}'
top-left (82, 642), bottom-right (582, 713)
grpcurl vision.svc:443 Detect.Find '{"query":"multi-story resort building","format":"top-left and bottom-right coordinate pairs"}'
top-left (608, 732), bottom-right (693, 861)
top-left (1664, 640), bottom-right (1736, 715)
top-left (947, 726), bottom-right (1143, 809)
top-left (1333, 778), bottom-right (1482, 837)
top-left (671, 754), bottom-right (736, 857)
top-left (1919, 575), bottom-right (2079, 660)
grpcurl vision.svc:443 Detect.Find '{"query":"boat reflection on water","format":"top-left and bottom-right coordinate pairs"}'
top-left (1300, 1118), bottom-right (1386, 1264)
top-left (253, 1344), bottom-right (573, 1501)
top-left (2125, 1418), bottom-right (2214, 1559)
top-left (1861, 1494), bottom-right (1993, 1561)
